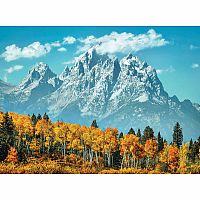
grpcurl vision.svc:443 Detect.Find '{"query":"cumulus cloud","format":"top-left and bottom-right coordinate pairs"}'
top-left (191, 63), bottom-right (199, 69)
top-left (1, 42), bottom-right (53, 62)
top-left (5, 65), bottom-right (24, 74)
top-left (156, 66), bottom-right (175, 74)
top-left (63, 36), bottom-right (76, 44)
top-left (77, 29), bottom-right (169, 54)
top-left (57, 47), bottom-right (67, 52)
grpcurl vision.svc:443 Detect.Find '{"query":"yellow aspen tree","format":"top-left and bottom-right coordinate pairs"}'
top-left (144, 139), bottom-right (157, 168)
top-left (104, 128), bottom-right (118, 167)
top-left (178, 143), bottom-right (188, 173)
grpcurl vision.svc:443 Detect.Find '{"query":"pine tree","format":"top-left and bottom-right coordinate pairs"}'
top-left (189, 139), bottom-right (193, 150)
top-left (43, 112), bottom-right (49, 121)
top-left (31, 113), bottom-right (37, 126)
top-left (128, 128), bottom-right (135, 135)
top-left (91, 120), bottom-right (98, 128)
top-left (18, 142), bottom-right (27, 163)
top-left (136, 129), bottom-right (142, 142)
top-left (37, 114), bottom-right (42, 121)
top-left (157, 132), bottom-right (164, 152)
top-left (119, 132), bottom-right (124, 139)
top-left (172, 122), bottom-right (183, 148)
top-left (142, 126), bottom-right (154, 144)
top-left (0, 112), bottom-right (16, 161)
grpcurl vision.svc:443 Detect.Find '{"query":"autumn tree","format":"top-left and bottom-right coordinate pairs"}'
top-left (168, 145), bottom-right (179, 172)
top-left (144, 138), bottom-right (157, 168)
top-left (178, 143), bottom-right (188, 173)
top-left (104, 128), bottom-right (118, 167)
top-left (6, 147), bottom-right (18, 163)
top-left (35, 118), bottom-right (54, 155)
top-left (159, 143), bottom-right (169, 172)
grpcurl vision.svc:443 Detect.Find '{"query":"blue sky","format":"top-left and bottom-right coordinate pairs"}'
top-left (0, 26), bottom-right (200, 103)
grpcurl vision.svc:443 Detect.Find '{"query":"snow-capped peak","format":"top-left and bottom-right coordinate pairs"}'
top-left (59, 67), bottom-right (70, 80)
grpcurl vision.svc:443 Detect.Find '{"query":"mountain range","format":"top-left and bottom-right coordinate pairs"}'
top-left (1, 47), bottom-right (200, 140)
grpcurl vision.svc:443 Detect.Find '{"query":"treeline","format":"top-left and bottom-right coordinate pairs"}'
top-left (0, 112), bottom-right (199, 173)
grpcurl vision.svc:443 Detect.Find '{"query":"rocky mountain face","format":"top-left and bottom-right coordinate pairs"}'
top-left (2, 47), bottom-right (200, 140)
top-left (4, 62), bottom-right (62, 113)
top-left (0, 80), bottom-right (14, 111)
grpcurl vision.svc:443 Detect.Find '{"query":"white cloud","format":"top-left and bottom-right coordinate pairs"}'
top-left (190, 44), bottom-right (200, 50)
top-left (156, 66), bottom-right (175, 74)
top-left (3, 65), bottom-right (24, 82)
top-left (57, 47), bottom-right (67, 52)
top-left (1, 42), bottom-right (53, 62)
top-left (62, 57), bottom-right (79, 66)
top-left (5, 65), bottom-right (24, 74)
top-left (77, 29), bottom-right (169, 54)
top-left (191, 63), bottom-right (199, 69)
top-left (50, 41), bottom-right (61, 47)
top-left (63, 36), bottom-right (76, 44)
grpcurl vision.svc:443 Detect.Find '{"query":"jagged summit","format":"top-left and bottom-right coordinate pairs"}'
top-left (2, 47), bottom-right (200, 140)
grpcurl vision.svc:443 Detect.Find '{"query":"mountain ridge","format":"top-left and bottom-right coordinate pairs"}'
top-left (2, 47), bottom-right (200, 140)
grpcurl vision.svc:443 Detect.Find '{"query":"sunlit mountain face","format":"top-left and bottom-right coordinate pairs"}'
top-left (2, 47), bottom-right (200, 141)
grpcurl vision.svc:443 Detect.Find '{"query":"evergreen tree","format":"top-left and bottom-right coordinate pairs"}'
top-left (31, 113), bottom-right (37, 126)
top-left (128, 128), bottom-right (135, 135)
top-left (189, 139), bottom-right (193, 150)
top-left (119, 132), bottom-right (124, 139)
top-left (37, 114), bottom-right (42, 121)
top-left (18, 142), bottom-right (27, 163)
top-left (157, 132), bottom-right (164, 152)
top-left (142, 126), bottom-right (154, 144)
top-left (172, 122), bottom-right (183, 148)
top-left (91, 120), bottom-right (98, 128)
top-left (43, 112), bottom-right (49, 121)
top-left (136, 129), bottom-right (142, 142)
top-left (0, 112), bottom-right (16, 161)
top-left (0, 112), bottom-right (16, 147)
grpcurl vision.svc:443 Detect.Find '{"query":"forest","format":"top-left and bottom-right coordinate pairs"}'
top-left (0, 111), bottom-right (199, 174)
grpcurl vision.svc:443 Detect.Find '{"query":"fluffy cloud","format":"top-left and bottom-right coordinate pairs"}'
top-left (1, 42), bottom-right (52, 62)
top-left (57, 47), bottom-right (67, 52)
top-left (191, 63), bottom-right (199, 69)
top-left (5, 65), bottom-right (24, 74)
top-left (156, 66), bottom-right (175, 74)
top-left (77, 29), bottom-right (169, 54)
top-left (63, 36), bottom-right (76, 44)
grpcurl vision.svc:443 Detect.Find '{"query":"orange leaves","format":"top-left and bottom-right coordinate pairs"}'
top-left (168, 145), bottom-right (179, 172)
top-left (120, 134), bottom-right (139, 155)
top-left (6, 147), bottom-right (18, 163)
top-left (144, 139), bottom-right (157, 158)
top-left (104, 128), bottom-right (118, 152)
top-left (35, 119), bottom-right (54, 137)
